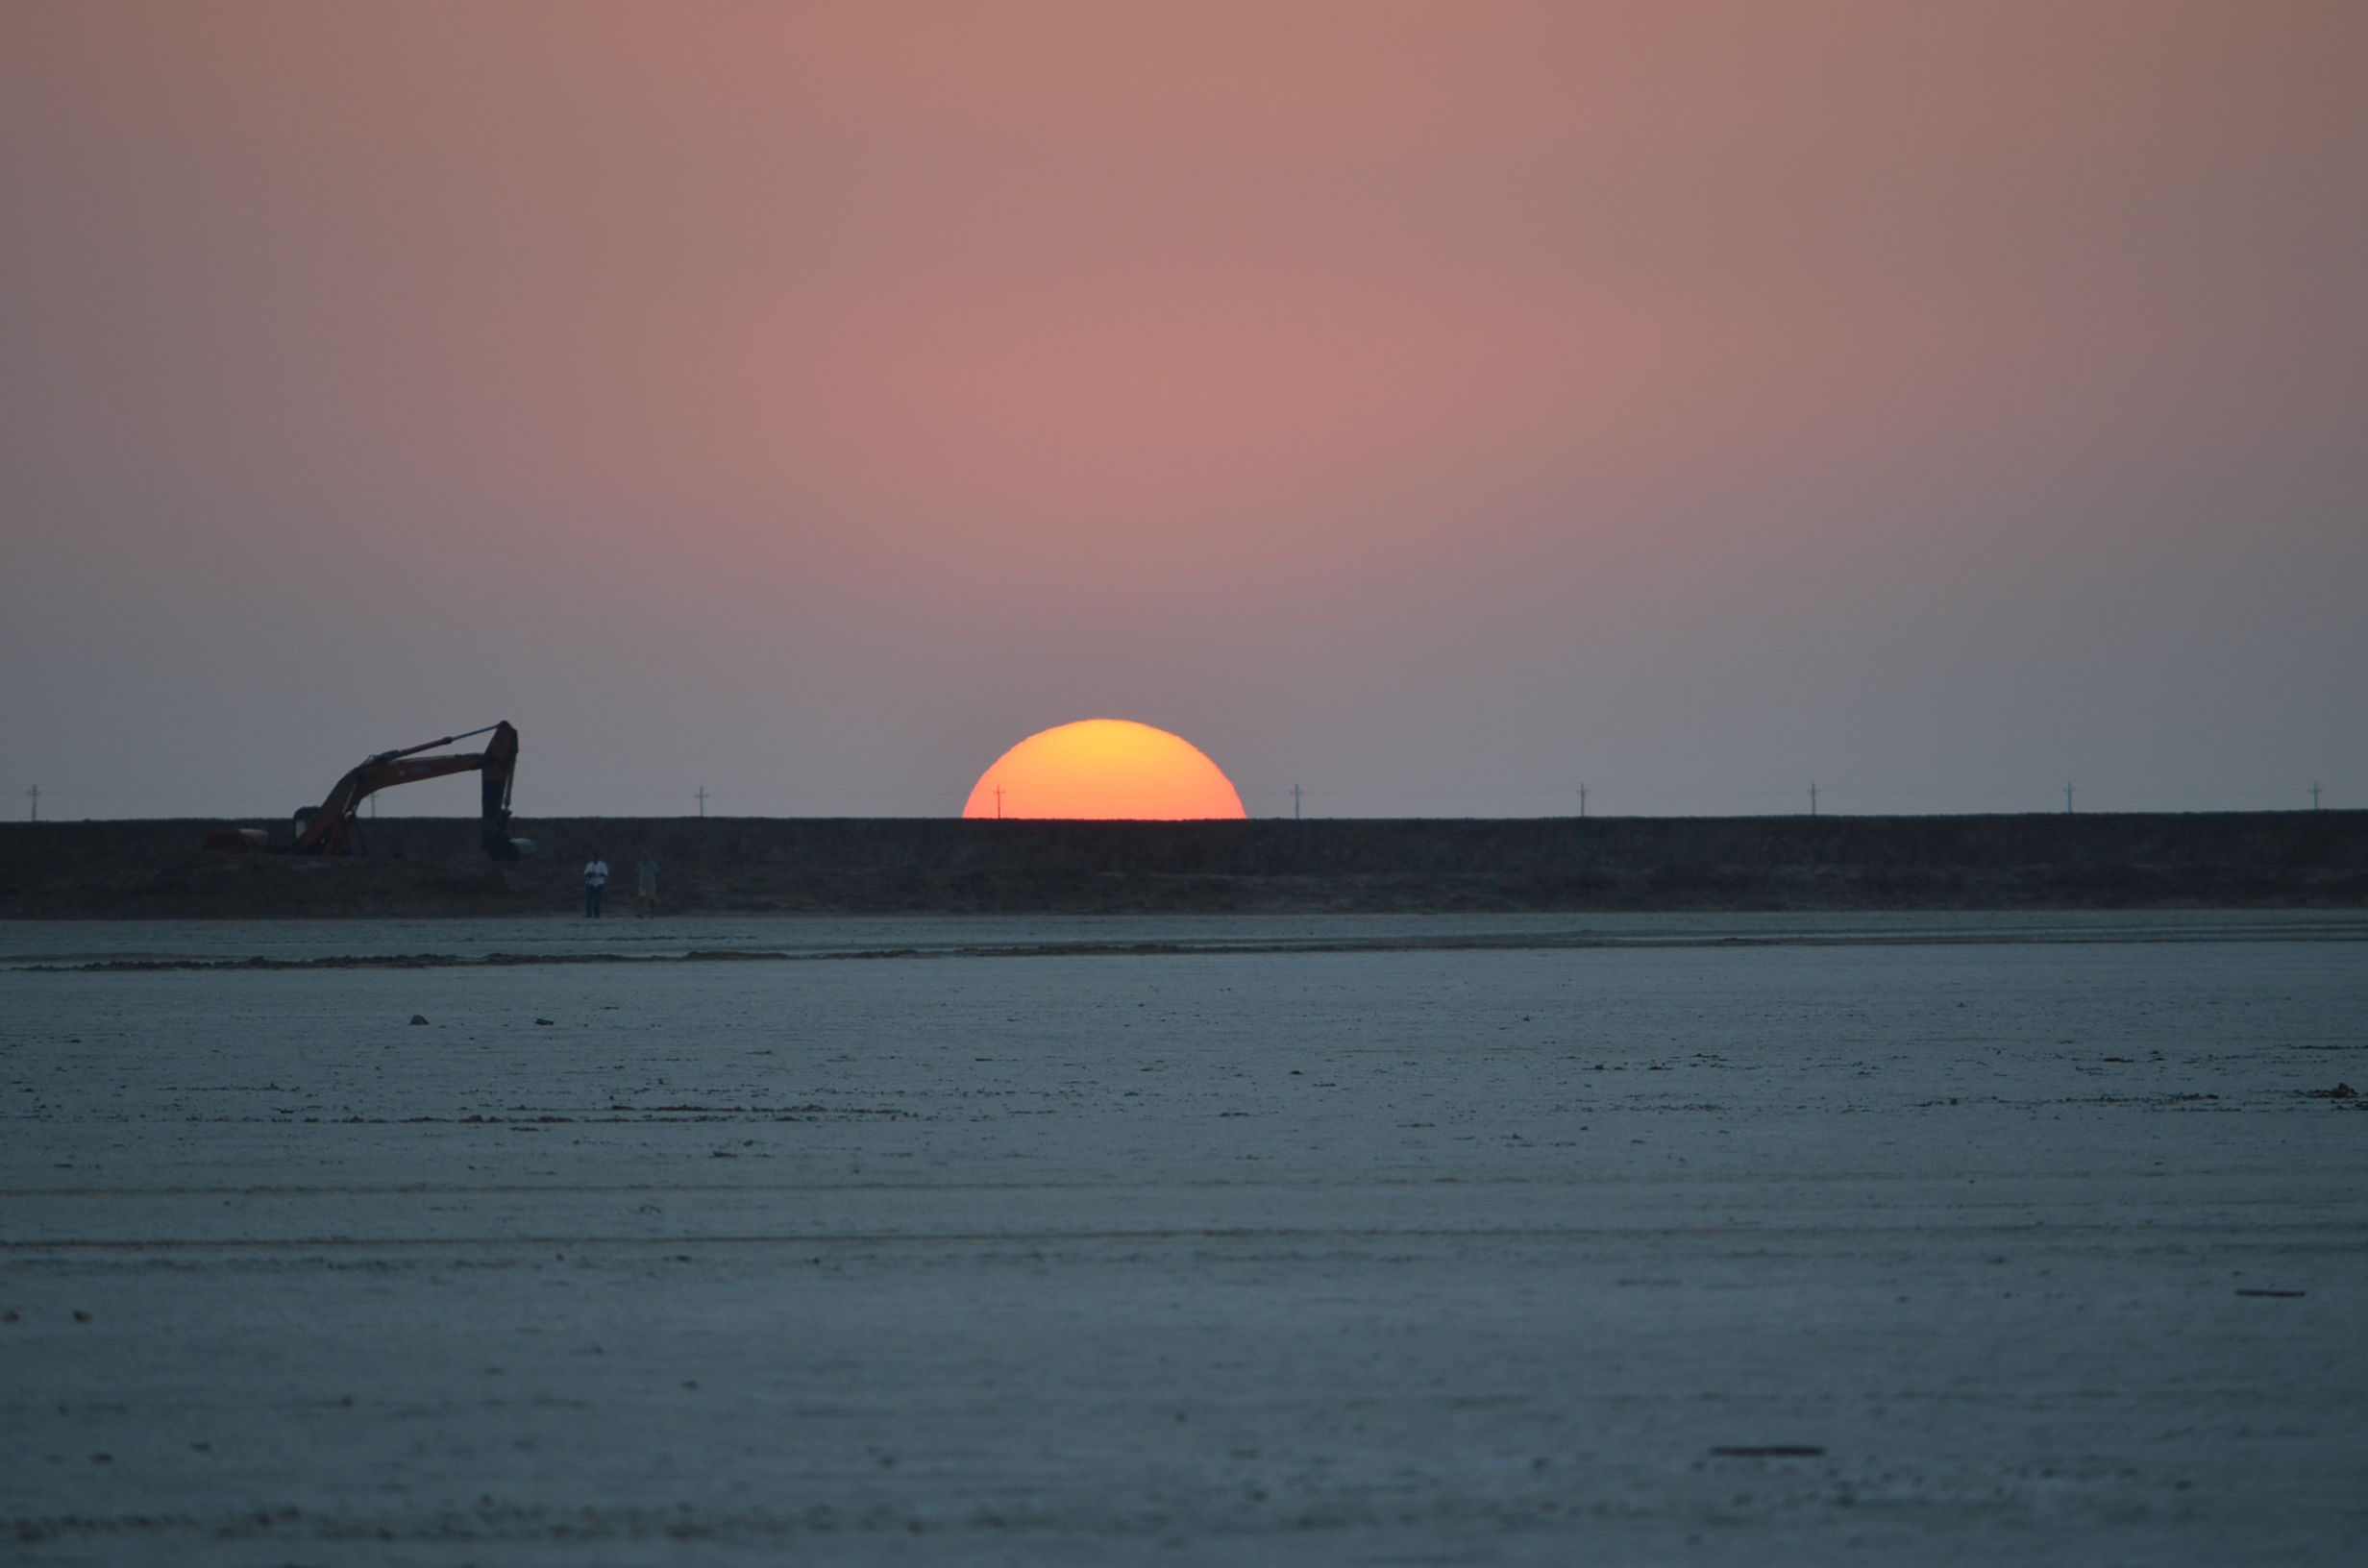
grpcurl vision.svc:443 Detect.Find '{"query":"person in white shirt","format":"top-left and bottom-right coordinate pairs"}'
top-left (583, 854), bottom-right (610, 918)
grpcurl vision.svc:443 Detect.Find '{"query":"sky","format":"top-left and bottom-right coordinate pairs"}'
top-left (4, 0), bottom-right (2364, 821)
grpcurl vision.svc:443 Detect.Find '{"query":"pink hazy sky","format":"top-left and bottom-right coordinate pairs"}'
top-left (4, 1), bottom-right (2363, 818)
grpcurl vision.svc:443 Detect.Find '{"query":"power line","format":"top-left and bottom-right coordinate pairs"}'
top-left (10, 772), bottom-right (2357, 819)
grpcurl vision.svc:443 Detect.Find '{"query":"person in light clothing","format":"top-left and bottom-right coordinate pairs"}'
top-left (636, 854), bottom-right (658, 918)
top-left (582, 854), bottom-right (609, 918)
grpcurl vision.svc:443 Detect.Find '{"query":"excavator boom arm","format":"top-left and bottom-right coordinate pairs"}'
top-left (285, 721), bottom-right (524, 858)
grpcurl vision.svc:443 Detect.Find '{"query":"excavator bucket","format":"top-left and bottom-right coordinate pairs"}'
top-left (482, 812), bottom-right (536, 861)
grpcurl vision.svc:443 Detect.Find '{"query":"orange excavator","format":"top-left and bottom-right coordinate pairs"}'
top-left (206, 721), bottom-right (533, 861)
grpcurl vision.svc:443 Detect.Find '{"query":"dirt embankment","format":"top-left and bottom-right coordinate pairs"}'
top-left (2, 813), bottom-right (2363, 919)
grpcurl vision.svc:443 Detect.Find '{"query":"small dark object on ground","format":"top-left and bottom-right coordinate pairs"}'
top-left (2302, 1082), bottom-right (2356, 1099)
top-left (1711, 1445), bottom-right (1825, 1458)
top-left (408, 1015), bottom-right (428, 1026)
top-left (2235, 1288), bottom-right (2306, 1298)
top-left (533, 1017), bottom-right (555, 1026)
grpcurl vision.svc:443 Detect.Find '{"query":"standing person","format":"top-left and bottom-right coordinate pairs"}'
top-left (635, 852), bottom-right (658, 918)
top-left (582, 852), bottom-right (609, 918)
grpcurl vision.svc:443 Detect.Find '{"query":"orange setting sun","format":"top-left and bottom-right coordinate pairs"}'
top-left (963, 719), bottom-right (1247, 821)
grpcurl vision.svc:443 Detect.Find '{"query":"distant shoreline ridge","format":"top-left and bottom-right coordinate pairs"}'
top-left (3, 813), bottom-right (2361, 919)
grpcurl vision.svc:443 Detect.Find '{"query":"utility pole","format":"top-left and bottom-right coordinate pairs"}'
top-left (1292, 783), bottom-right (1302, 821)
top-left (995, 783), bottom-right (1004, 820)
top-left (2064, 782), bottom-right (2075, 815)
top-left (696, 786), bottom-right (707, 819)
top-left (1577, 783), bottom-right (1588, 819)
top-left (1809, 782), bottom-right (1818, 817)
top-left (2311, 782), bottom-right (2322, 811)
top-left (25, 784), bottom-right (37, 821)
